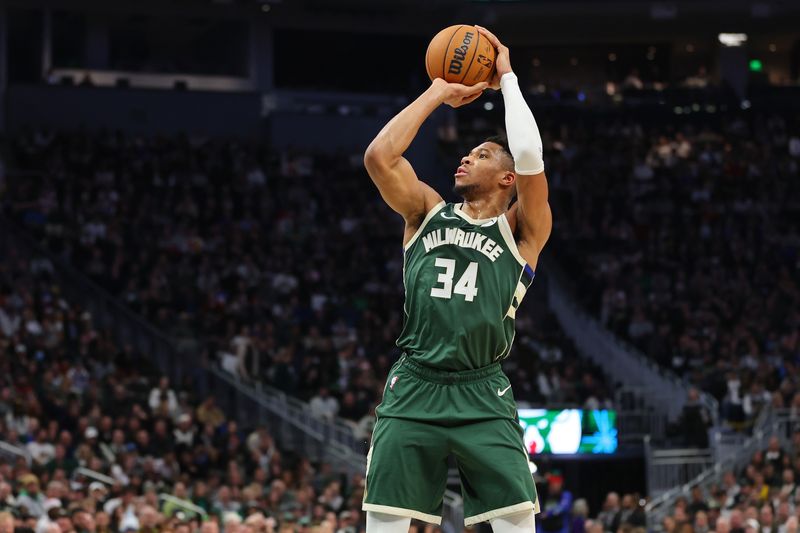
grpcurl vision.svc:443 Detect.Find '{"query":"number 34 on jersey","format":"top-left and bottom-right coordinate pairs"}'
top-left (396, 202), bottom-right (536, 369)
top-left (430, 258), bottom-right (479, 302)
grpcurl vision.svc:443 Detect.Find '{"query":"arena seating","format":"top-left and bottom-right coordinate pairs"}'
top-left (657, 430), bottom-right (800, 533)
top-left (538, 423), bottom-right (800, 533)
top-left (452, 103), bottom-right (800, 429)
top-left (0, 249), bottom-right (365, 533)
top-left (6, 102), bottom-right (797, 533)
top-left (4, 130), bottom-right (615, 428)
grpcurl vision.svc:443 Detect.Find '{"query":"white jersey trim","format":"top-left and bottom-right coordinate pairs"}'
top-left (454, 202), bottom-right (496, 225)
top-left (464, 501), bottom-right (537, 526)
top-left (362, 504), bottom-right (442, 525)
top-left (404, 201), bottom-right (446, 251)
top-left (497, 214), bottom-right (527, 267)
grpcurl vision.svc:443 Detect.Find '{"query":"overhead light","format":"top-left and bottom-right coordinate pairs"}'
top-left (769, 43), bottom-right (777, 52)
top-left (483, 102), bottom-right (494, 111)
top-left (718, 33), bottom-right (747, 47)
top-left (261, 4), bottom-right (271, 12)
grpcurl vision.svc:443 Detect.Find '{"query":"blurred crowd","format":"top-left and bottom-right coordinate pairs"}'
top-left (456, 103), bottom-right (800, 431)
top-left (0, 248), bottom-right (368, 533)
top-left (657, 432), bottom-right (800, 533)
top-left (4, 87), bottom-right (799, 533)
top-left (536, 429), bottom-right (800, 533)
top-left (532, 471), bottom-right (647, 533)
top-left (3, 128), bottom-right (614, 435)
top-left (554, 110), bottom-right (799, 430)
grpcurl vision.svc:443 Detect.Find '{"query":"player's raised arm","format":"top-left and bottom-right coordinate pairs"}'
top-left (364, 79), bottom-right (487, 236)
top-left (477, 26), bottom-right (552, 264)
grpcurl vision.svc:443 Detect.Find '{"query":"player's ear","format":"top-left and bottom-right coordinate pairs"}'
top-left (501, 171), bottom-right (516, 187)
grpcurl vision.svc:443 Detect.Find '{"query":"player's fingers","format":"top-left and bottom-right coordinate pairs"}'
top-left (460, 90), bottom-right (483, 106)
top-left (452, 81), bottom-right (487, 96)
top-left (475, 25), bottom-right (502, 48)
top-left (474, 25), bottom-right (495, 41)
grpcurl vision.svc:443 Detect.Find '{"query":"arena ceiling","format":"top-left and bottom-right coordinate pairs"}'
top-left (5, 0), bottom-right (800, 44)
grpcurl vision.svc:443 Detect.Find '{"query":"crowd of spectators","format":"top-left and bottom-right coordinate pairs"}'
top-left (534, 428), bottom-right (800, 533)
top-left (532, 473), bottom-right (647, 533)
top-left (554, 110), bottom-right (799, 430)
top-left (455, 100), bottom-right (800, 430)
top-left (0, 247), bottom-right (370, 533)
top-left (656, 432), bottom-right (800, 533)
top-left (2, 128), bottom-right (615, 433)
top-left (7, 78), bottom-right (800, 533)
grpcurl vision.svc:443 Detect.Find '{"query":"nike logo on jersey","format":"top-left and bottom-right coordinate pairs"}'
top-left (440, 212), bottom-right (458, 220)
top-left (497, 385), bottom-right (512, 396)
top-left (481, 218), bottom-right (497, 227)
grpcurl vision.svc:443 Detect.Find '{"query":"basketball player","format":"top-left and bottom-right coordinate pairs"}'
top-left (361, 27), bottom-right (550, 533)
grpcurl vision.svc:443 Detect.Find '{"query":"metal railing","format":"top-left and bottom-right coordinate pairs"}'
top-left (72, 467), bottom-right (116, 486)
top-left (709, 404), bottom-right (774, 463)
top-left (0, 440), bottom-right (30, 466)
top-left (158, 494), bottom-right (209, 518)
top-left (645, 409), bottom-right (794, 530)
top-left (618, 410), bottom-right (667, 442)
top-left (207, 366), bottom-right (365, 472)
top-left (643, 438), bottom-right (714, 499)
top-left (544, 257), bottom-right (719, 425)
top-left (213, 369), bottom-right (364, 456)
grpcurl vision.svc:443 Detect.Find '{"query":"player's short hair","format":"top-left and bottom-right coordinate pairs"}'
top-left (483, 135), bottom-right (517, 203)
top-left (483, 135), bottom-right (514, 171)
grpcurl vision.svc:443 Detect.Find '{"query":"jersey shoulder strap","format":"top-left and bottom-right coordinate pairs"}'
top-left (404, 200), bottom-right (447, 251)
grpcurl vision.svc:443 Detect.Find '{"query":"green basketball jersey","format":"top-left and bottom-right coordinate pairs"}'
top-left (396, 201), bottom-right (536, 371)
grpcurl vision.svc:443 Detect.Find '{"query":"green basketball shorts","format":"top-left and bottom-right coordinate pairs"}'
top-left (362, 356), bottom-right (539, 526)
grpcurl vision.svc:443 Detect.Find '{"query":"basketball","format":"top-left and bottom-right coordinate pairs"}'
top-left (425, 24), bottom-right (496, 86)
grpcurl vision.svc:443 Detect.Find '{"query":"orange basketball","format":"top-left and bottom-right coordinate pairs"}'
top-left (425, 24), bottom-right (496, 86)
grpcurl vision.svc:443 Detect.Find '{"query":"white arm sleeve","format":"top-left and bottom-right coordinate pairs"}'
top-left (500, 71), bottom-right (544, 175)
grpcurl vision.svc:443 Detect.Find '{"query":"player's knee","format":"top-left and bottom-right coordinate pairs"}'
top-left (366, 511), bottom-right (412, 533)
top-left (489, 509), bottom-right (536, 533)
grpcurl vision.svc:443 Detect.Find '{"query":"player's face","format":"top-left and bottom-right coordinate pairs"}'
top-left (453, 142), bottom-right (511, 198)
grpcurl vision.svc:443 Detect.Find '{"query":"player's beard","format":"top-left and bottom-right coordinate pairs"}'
top-left (453, 183), bottom-right (480, 200)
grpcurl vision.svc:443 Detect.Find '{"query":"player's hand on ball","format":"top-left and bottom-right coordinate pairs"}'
top-left (434, 78), bottom-right (488, 108)
top-left (475, 25), bottom-right (511, 90)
